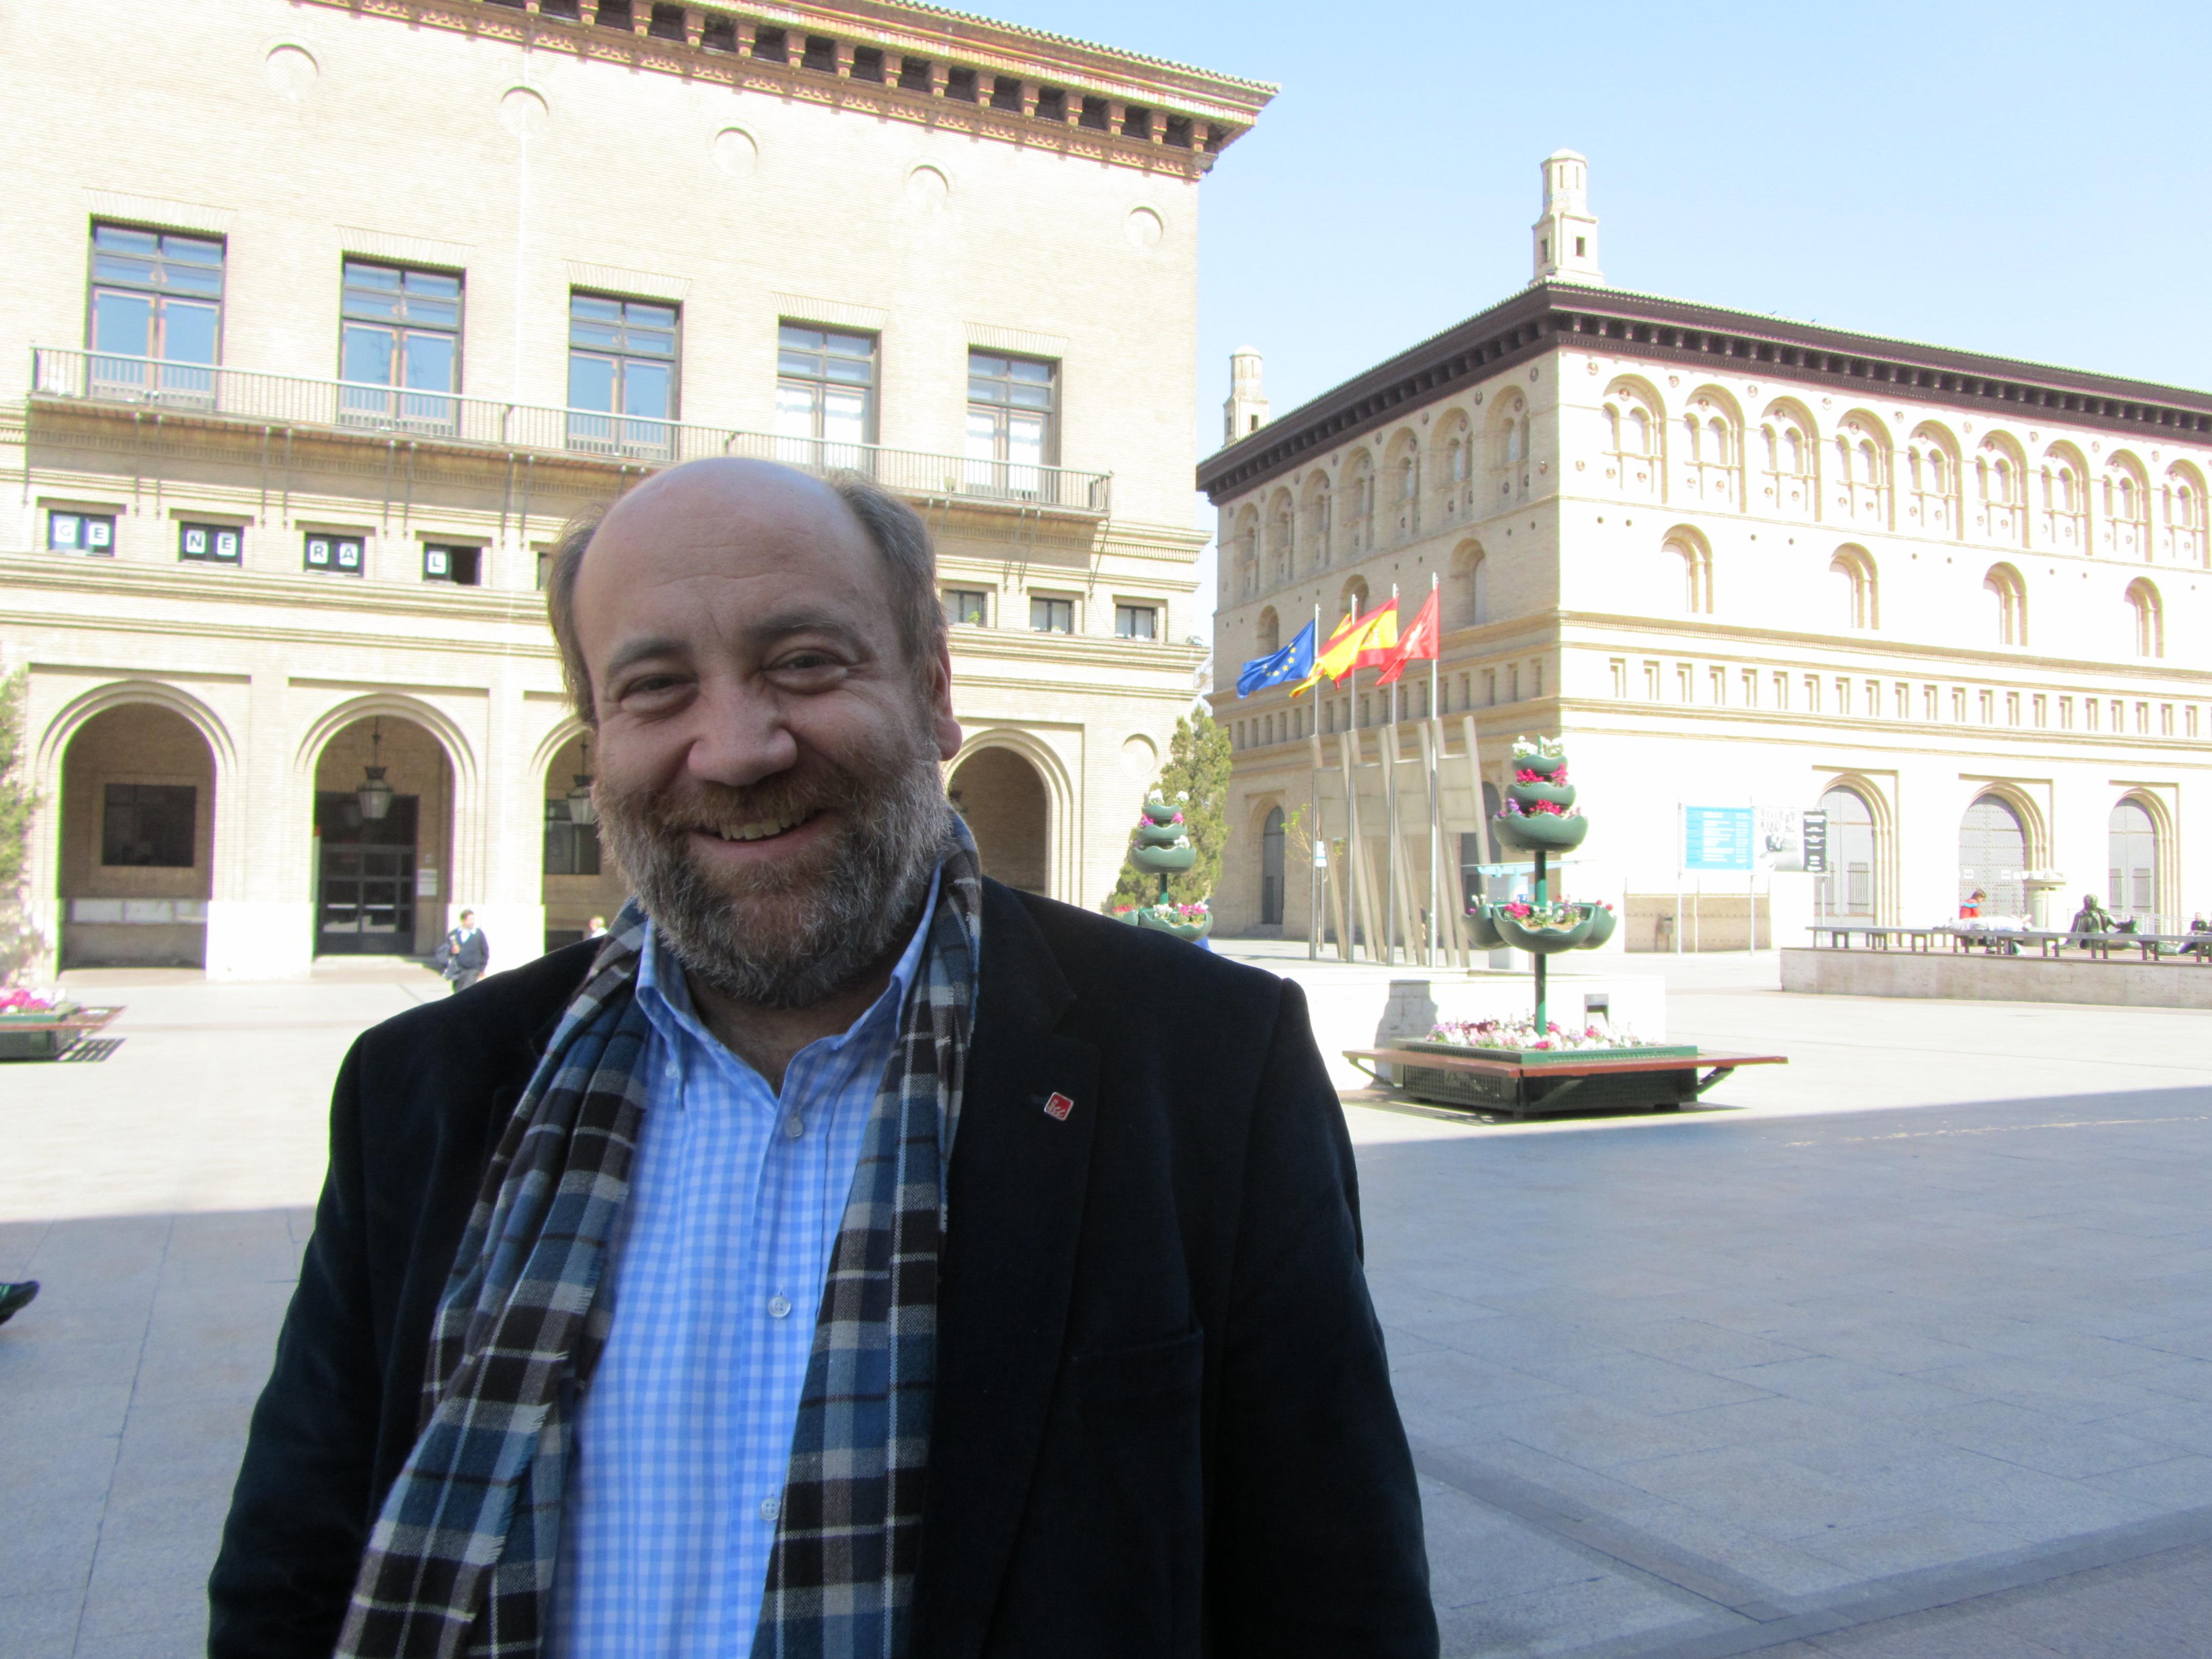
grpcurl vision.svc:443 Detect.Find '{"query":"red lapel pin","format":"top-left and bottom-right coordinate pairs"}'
top-left (1041, 1092), bottom-right (1075, 1122)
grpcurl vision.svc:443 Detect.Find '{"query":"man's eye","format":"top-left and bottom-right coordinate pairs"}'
top-left (620, 674), bottom-right (688, 699)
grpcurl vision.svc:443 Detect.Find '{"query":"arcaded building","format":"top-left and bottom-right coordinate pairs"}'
top-left (1, 0), bottom-right (1269, 977)
top-left (1202, 154), bottom-right (2209, 948)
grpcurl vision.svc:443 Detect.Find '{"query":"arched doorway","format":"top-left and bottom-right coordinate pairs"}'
top-left (1816, 786), bottom-right (1877, 922)
top-left (947, 747), bottom-right (1047, 895)
top-left (311, 716), bottom-right (454, 955)
top-left (1959, 794), bottom-right (2027, 921)
top-left (1260, 805), bottom-right (1285, 926)
top-left (2108, 798), bottom-right (2160, 924)
top-left (542, 732), bottom-right (627, 952)
top-left (58, 704), bottom-right (215, 968)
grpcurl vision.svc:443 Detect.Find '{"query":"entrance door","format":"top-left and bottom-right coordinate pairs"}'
top-left (1260, 806), bottom-right (1285, 925)
top-left (315, 792), bottom-right (419, 954)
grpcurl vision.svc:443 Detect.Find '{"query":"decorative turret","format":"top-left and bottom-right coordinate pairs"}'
top-left (1531, 150), bottom-right (1603, 287)
top-left (1119, 794), bottom-right (1212, 942)
top-left (1224, 347), bottom-right (1270, 445)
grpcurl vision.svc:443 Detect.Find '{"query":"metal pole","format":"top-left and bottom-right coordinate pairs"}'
top-left (1534, 846), bottom-right (1549, 1034)
top-left (1307, 602), bottom-right (1323, 962)
top-left (1343, 660), bottom-right (1364, 961)
top-left (1427, 572), bottom-right (1443, 967)
top-left (1384, 584), bottom-right (1401, 966)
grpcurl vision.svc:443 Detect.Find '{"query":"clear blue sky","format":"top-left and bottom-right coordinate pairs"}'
top-left (996, 0), bottom-right (2212, 633)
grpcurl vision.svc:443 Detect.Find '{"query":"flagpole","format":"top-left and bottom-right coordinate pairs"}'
top-left (1342, 648), bottom-right (1364, 962)
top-left (1385, 585), bottom-right (1402, 966)
top-left (1308, 603), bottom-right (1322, 961)
top-left (1427, 571), bottom-right (1443, 968)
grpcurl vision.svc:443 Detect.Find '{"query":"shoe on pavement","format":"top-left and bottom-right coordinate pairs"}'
top-left (0, 1281), bottom-right (39, 1326)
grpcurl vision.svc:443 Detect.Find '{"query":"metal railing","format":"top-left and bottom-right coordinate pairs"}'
top-left (29, 347), bottom-right (1112, 515)
top-left (1805, 923), bottom-right (2212, 962)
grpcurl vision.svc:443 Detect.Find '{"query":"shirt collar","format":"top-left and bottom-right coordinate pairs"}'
top-left (635, 864), bottom-right (944, 1067)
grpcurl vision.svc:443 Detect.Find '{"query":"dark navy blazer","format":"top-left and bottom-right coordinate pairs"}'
top-left (209, 881), bottom-right (1437, 1658)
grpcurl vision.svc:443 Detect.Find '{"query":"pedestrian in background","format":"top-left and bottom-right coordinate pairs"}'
top-left (585, 914), bottom-right (608, 939)
top-left (433, 909), bottom-right (489, 992)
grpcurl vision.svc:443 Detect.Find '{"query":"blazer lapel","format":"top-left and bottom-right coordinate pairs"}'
top-left (915, 880), bottom-right (1099, 1659)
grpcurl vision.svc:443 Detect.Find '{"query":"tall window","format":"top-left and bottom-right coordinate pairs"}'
top-left (1115, 604), bottom-right (1158, 640)
top-left (942, 588), bottom-right (989, 627)
top-left (87, 223), bottom-right (223, 402)
top-left (543, 798), bottom-right (602, 876)
top-left (774, 324), bottom-right (876, 468)
top-left (568, 292), bottom-right (677, 458)
top-left (966, 351), bottom-right (1056, 495)
top-left (2127, 579), bottom-right (2163, 658)
top-left (1260, 805), bottom-right (1285, 926)
top-left (102, 783), bottom-right (197, 867)
top-left (1029, 595), bottom-right (1073, 633)
top-left (2108, 798), bottom-right (2159, 922)
top-left (339, 262), bottom-right (461, 432)
top-left (1959, 795), bottom-right (2028, 920)
top-left (1984, 564), bottom-right (2027, 645)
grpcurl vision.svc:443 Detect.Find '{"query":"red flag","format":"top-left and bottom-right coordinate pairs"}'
top-left (1373, 588), bottom-right (1440, 686)
top-left (1347, 599), bottom-right (1401, 671)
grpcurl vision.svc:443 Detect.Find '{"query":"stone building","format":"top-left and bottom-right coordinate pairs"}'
top-left (1202, 153), bottom-right (2209, 950)
top-left (1, 0), bottom-right (1269, 977)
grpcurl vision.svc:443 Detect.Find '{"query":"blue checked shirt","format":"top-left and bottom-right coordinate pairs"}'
top-left (549, 872), bottom-right (942, 1657)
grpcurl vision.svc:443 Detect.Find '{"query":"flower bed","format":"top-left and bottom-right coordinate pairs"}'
top-left (1406, 1018), bottom-right (1695, 1066)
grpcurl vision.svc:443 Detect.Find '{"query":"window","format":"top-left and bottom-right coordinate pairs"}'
top-left (102, 782), bottom-right (196, 868)
top-left (945, 66), bottom-right (977, 101)
top-left (1115, 604), bottom-right (1157, 640)
top-left (774, 324), bottom-right (876, 464)
top-left (990, 74), bottom-right (1023, 111)
top-left (943, 588), bottom-right (989, 626)
top-left (646, 5), bottom-right (685, 42)
top-left (543, 799), bottom-right (602, 876)
top-left (1078, 95), bottom-right (1110, 131)
top-left (751, 25), bottom-right (786, 60)
top-left (801, 34), bottom-right (835, 72)
top-left (423, 543), bottom-right (481, 585)
top-left (1033, 87), bottom-right (1066, 121)
top-left (1985, 564), bottom-right (2027, 645)
top-left (1816, 786), bottom-right (1877, 922)
top-left (2109, 798), bottom-right (2160, 920)
top-left (2127, 579), bottom-right (2163, 658)
top-left (898, 56), bottom-right (931, 91)
top-left (339, 261), bottom-right (461, 431)
top-left (87, 223), bottom-right (223, 401)
top-left (849, 45), bottom-right (885, 81)
top-left (700, 14), bottom-right (737, 50)
top-left (568, 292), bottom-right (677, 457)
top-left (179, 522), bottom-right (242, 565)
top-left (304, 531), bottom-right (365, 576)
top-left (48, 511), bottom-right (115, 555)
top-left (1030, 596), bottom-right (1073, 633)
top-left (967, 351), bottom-right (1056, 493)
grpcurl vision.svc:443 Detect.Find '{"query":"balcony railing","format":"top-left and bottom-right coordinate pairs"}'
top-left (29, 347), bottom-right (1112, 516)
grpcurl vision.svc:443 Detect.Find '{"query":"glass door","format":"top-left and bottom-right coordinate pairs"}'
top-left (315, 792), bottom-right (419, 954)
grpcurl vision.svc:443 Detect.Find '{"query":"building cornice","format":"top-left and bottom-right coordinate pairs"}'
top-left (1197, 281), bottom-right (2212, 504)
top-left (318, 0), bottom-right (1271, 180)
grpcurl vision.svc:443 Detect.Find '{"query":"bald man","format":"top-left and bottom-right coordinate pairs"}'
top-left (210, 461), bottom-right (1435, 1659)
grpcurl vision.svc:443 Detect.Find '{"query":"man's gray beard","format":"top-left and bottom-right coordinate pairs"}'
top-left (598, 739), bottom-right (952, 1011)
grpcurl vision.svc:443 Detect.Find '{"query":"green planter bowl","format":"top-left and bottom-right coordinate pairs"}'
top-left (1494, 908), bottom-right (1597, 954)
top-left (1506, 780), bottom-right (1577, 811)
top-left (1463, 903), bottom-right (1505, 949)
top-left (1132, 843), bottom-right (1196, 874)
top-left (1512, 752), bottom-right (1568, 780)
top-left (1136, 909), bottom-right (1213, 943)
top-left (1582, 905), bottom-right (1618, 948)
top-left (1492, 812), bottom-right (1589, 853)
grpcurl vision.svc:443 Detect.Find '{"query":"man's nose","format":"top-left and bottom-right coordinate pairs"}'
top-left (683, 679), bottom-right (799, 789)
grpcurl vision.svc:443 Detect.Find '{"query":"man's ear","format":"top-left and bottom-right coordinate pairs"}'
top-left (928, 636), bottom-right (962, 761)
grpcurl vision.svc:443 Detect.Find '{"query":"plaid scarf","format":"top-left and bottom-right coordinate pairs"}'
top-left (337, 828), bottom-right (983, 1659)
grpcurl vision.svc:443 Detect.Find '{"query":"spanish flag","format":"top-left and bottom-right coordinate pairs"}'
top-left (1373, 588), bottom-right (1439, 686)
top-left (1290, 601), bottom-right (1397, 695)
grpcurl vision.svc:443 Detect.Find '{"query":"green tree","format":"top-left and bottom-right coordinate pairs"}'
top-left (0, 670), bottom-right (45, 984)
top-left (1108, 710), bottom-right (1232, 910)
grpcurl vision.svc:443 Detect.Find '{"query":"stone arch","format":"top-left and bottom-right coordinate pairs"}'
top-left (2108, 791), bottom-right (2169, 924)
top-left (52, 702), bottom-right (221, 969)
top-left (1905, 420), bottom-right (1962, 537)
top-left (306, 705), bottom-right (466, 956)
top-left (1959, 786), bottom-right (2045, 921)
top-left (1487, 390), bottom-right (1530, 505)
top-left (539, 725), bottom-right (624, 951)
top-left (1757, 397), bottom-right (1820, 518)
top-left (2125, 577), bottom-right (2163, 658)
top-left (1382, 427), bottom-right (1422, 542)
top-left (1829, 544), bottom-right (1878, 630)
top-left (1265, 486), bottom-right (1296, 584)
top-left (1300, 470), bottom-right (1334, 570)
top-left (1983, 562), bottom-right (2028, 646)
top-left (1832, 409), bottom-right (1891, 528)
top-left (1229, 502), bottom-right (1260, 599)
top-left (1679, 384), bottom-right (1745, 509)
top-left (1341, 449), bottom-right (1375, 556)
top-left (1255, 605), bottom-right (1281, 657)
top-left (2037, 441), bottom-right (2090, 552)
top-left (947, 730), bottom-right (1074, 901)
top-left (1662, 524), bottom-right (1713, 615)
top-left (1429, 409), bottom-right (1474, 523)
top-left (1338, 575), bottom-right (1372, 623)
top-left (1256, 799), bottom-right (1286, 927)
top-left (1600, 374), bottom-right (1665, 502)
top-left (1973, 431), bottom-right (2029, 546)
top-left (1814, 774), bottom-right (1893, 925)
top-left (2161, 460), bottom-right (2207, 565)
top-left (2101, 449), bottom-right (2152, 559)
top-left (1449, 539), bottom-right (1490, 627)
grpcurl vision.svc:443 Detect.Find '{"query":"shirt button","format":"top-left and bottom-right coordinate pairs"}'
top-left (759, 1497), bottom-right (780, 1523)
top-left (783, 1115), bottom-right (805, 1139)
top-left (768, 1294), bottom-right (792, 1319)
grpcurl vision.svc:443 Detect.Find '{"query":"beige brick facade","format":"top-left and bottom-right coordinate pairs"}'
top-left (0, 0), bottom-right (1270, 977)
top-left (1202, 159), bottom-right (2210, 953)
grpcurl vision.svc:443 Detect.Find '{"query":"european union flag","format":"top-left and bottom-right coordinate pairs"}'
top-left (1236, 619), bottom-right (1316, 697)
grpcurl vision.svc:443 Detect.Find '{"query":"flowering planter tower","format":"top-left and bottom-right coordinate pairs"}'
top-left (1478, 737), bottom-right (1616, 1032)
top-left (1123, 795), bottom-right (1212, 943)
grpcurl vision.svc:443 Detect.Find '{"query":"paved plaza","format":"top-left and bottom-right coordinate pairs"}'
top-left (6, 953), bottom-right (2212, 1656)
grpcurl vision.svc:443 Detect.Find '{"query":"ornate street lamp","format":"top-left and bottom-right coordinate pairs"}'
top-left (356, 719), bottom-right (395, 822)
top-left (565, 737), bottom-right (598, 826)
